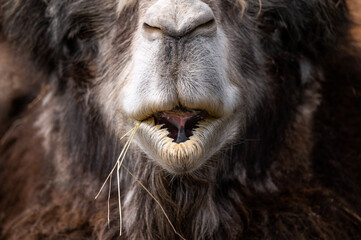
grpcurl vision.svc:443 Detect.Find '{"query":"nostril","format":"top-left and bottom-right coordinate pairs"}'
top-left (143, 22), bottom-right (163, 34)
top-left (143, 22), bottom-right (161, 31)
top-left (189, 19), bottom-right (216, 35)
top-left (200, 19), bottom-right (216, 28)
top-left (143, 18), bottom-right (217, 39)
top-left (142, 22), bottom-right (164, 40)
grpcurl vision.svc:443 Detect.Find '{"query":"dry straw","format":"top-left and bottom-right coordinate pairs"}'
top-left (95, 122), bottom-right (186, 240)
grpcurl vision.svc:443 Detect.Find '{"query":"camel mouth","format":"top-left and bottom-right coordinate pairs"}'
top-left (134, 107), bottom-right (234, 174)
top-left (153, 108), bottom-right (209, 143)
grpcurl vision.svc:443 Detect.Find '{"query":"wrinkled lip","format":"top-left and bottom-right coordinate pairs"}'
top-left (153, 107), bottom-right (209, 143)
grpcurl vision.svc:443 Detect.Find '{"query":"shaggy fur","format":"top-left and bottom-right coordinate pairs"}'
top-left (0, 0), bottom-right (361, 239)
top-left (0, 40), bottom-right (43, 137)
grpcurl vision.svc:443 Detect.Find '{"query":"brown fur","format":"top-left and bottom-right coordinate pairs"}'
top-left (0, 0), bottom-right (361, 239)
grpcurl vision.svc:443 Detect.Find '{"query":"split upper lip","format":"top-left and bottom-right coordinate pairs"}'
top-left (153, 108), bottom-right (209, 143)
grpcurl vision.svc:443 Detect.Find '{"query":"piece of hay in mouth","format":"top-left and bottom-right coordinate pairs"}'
top-left (95, 122), bottom-right (186, 240)
top-left (95, 122), bottom-right (140, 235)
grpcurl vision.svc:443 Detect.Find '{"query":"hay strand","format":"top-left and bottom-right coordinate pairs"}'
top-left (117, 159), bottom-right (122, 235)
top-left (95, 121), bottom-right (186, 239)
top-left (115, 123), bottom-right (139, 235)
top-left (95, 123), bottom-right (140, 199)
top-left (107, 174), bottom-right (112, 228)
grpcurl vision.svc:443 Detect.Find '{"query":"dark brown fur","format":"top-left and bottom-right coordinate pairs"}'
top-left (0, 0), bottom-right (361, 239)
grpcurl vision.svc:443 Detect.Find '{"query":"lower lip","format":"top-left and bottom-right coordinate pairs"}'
top-left (133, 117), bottom-right (212, 173)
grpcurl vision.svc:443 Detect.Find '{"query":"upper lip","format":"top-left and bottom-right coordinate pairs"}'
top-left (153, 107), bottom-right (209, 143)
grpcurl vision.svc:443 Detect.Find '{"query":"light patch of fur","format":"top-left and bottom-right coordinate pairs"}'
top-left (237, 168), bottom-right (247, 186)
top-left (123, 188), bottom-right (137, 229)
top-left (233, 0), bottom-right (247, 16)
top-left (94, 29), bottom-right (134, 133)
top-left (176, 27), bottom-right (240, 118)
top-left (35, 88), bottom-right (56, 153)
top-left (191, 191), bottom-right (220, 238)
top-left (300, 59), bottom-right (314, 85)
top-left (120, 27), bottom-right (179, 120)
top-left (298, 88), bottom-right (321, 122)
top-left (116, 0), bottom-right (137, 15)
top-left (35, 91), bottom-right (73, 183)
top-left (298, 60), bottom-right (322, 124)
top-left (253, 175), bottom-right (278, 192)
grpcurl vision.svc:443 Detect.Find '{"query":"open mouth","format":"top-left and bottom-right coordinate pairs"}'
top-left (153, 107), bottom-right (209, 143)
top-left (134, 106), bottom-right (236, 174)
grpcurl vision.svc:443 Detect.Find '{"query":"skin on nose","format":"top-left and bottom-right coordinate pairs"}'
top-left (142, 0), bottom-right (217, 39)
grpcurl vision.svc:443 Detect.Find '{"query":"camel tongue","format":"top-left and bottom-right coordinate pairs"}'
top-left (164, 114), bottom-right (193, 143)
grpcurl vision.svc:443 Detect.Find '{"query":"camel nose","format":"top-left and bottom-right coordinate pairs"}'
top-left (142, 0), bottom-right (216, 39)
